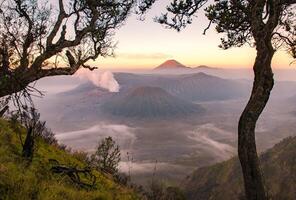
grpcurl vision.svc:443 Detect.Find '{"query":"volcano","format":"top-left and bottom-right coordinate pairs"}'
top-left (102, 86), bottom-right (204, 119)
top-left (154, 59), bottom-right (189, 71)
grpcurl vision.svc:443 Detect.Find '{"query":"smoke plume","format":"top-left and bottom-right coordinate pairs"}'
top-left (75, 68), bottom-right (120, 92)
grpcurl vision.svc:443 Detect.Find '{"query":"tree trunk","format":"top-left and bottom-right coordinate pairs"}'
top-left (0, 76), bottom-right (28, 98)
top-left (0, 105), bottom-right (9, 117)
top-left (22, 126), bottom-right (34, 160)
top-left (238, 39), bottom-right (275, 200)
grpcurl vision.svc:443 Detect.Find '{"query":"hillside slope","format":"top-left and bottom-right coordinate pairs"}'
top-left (184, 136), bottom-right (296, 200)
top-left (0, 119), bottom-right (138, 200)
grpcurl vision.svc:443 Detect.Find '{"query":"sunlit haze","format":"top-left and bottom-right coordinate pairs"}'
top-left (91, 0), bottom-right (294, 70)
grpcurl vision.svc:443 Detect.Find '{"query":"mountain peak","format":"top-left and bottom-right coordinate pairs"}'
top-left (194, 65), bottom-right (217, 70)
top-left (154, 59), bottom-right (189, 70)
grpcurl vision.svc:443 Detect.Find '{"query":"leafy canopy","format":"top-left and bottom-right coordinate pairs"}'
top-left (156, 0), bottom-right (295, 58)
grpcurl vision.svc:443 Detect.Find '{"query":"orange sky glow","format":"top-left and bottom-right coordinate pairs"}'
top-left (89, 0), bottom-right (294, 70)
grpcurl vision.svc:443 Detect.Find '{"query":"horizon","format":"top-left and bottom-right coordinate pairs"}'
top-left (92, 59), bottom-right (296, 71)
top-left (91, 0), bottom-right (294, 70)
top-left (42, 0), bottom-right (295, 70)
top-left (1, 1), bottom-right (296, 199)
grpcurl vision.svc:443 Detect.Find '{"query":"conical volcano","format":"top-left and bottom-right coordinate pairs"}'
top-left (102, 86), bottom-right (204, 119)
top-left (154, 60), bottom-right (189, 70)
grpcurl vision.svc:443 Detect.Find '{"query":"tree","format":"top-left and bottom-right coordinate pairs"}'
top-left (91, 136), bottom-right (121, 175)
top-left (149, 0), bottom-right (295, 199)
top-left (0, 0), bottom-right (152, 98)
top-left (10, 107), bottom-right (56, 160)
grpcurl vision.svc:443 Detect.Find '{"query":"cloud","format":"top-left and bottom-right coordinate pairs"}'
top-left (118, 52), bottom-right (172, 59)
top-left (119, 161), bottom-right (184, 174)
top-left (188, 123), bottom-right (235, 160)
top-left (75, 69), bottom-right (120, 92)
top-left (56, 123), bottom-right (136, 152)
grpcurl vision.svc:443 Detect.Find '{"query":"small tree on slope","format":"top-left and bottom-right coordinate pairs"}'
top-left (91, 136), bottom-right (121, 175)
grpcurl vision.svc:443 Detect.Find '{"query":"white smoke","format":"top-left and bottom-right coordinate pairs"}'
top-left (75, 68), bottom-right (120, 92)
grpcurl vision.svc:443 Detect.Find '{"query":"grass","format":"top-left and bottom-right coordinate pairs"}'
top-left (0, 119), bottom-right (139, 200)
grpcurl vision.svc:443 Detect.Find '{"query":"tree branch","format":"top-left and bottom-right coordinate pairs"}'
top-left (46, 0), bottom-right (67, 47)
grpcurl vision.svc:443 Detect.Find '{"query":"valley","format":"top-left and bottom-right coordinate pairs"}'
top-left (33, 69), bottom-right (296, 186)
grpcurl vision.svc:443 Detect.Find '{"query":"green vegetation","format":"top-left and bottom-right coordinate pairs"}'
top-left (184, 136), bottom-right (296, 200)
top-left (90, 137), bottom-right (121, 175)
top-left (0, 119), bottom-right (139, 200)
top-left (145, 180), bottom-right (186, 200)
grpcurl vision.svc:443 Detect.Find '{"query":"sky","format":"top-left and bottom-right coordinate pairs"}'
top-left (46, 0), bottom-right (294, 70)
top-left (91, 0), bottom-right (294, 70)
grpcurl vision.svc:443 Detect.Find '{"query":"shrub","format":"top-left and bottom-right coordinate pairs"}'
top-left (90, 137), bottom-right (121, 175)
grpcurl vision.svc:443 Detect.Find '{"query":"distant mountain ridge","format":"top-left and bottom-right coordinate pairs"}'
top-left (168, 72), bottom-right (238, 101)
top-left (114, 72), bottom-right (249, 102)
top-left (62, 72), bottom-right (250, 103)
top-left (53, 72), bottom-right (250, 122)
top-left (194, 65), bottom-right (218, 70)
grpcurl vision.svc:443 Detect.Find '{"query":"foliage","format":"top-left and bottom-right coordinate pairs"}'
top-left (0, 119), bottom-right (139, 200)
top-left (144, 180), bottom-right (186, 200)
top-left (156, 0), bottom-right (296, 57)
top-left (0, 0), bottom-right (155, 98)
top-left (90, 136), bottom-right (121, 175)
top-left (9, 107), bottom-right (57, 160)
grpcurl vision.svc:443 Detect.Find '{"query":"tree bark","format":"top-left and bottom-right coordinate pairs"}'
top-left (0, 63), bottom-right (80, 98)
top-left (238, 38), bottom-right (275, 200)
top-left (0, 105), bottom-right (9, 117)
top-left (22, 126), bottom-right (34, 159)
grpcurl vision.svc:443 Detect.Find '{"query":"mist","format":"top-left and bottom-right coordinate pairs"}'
top-left (30, 68), bottom-right (296, 184)
top-left (56, 123), bottom-right (136, 153)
